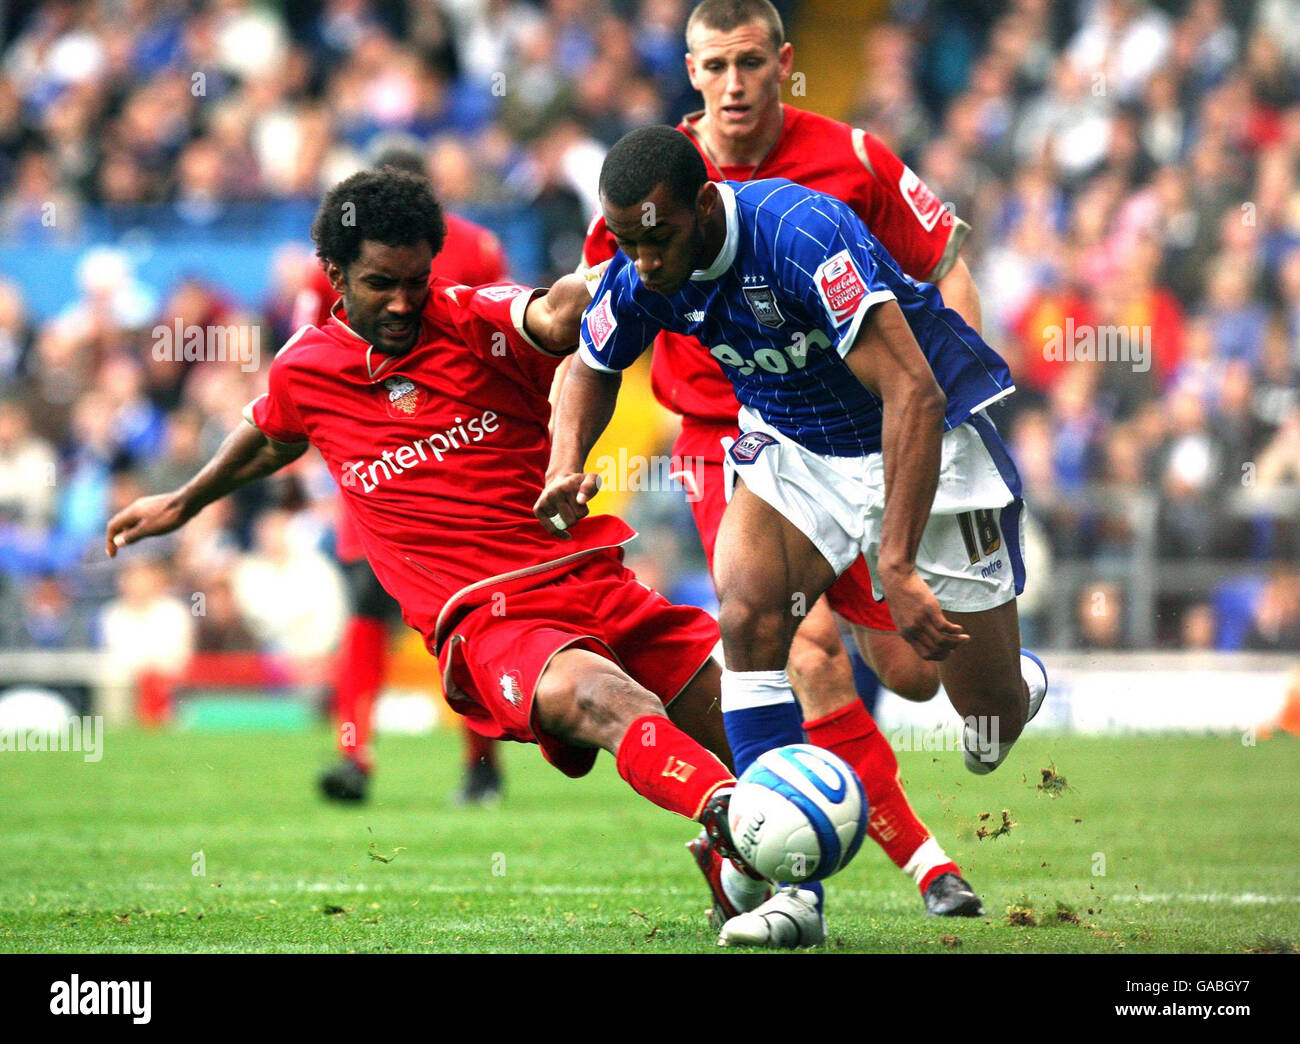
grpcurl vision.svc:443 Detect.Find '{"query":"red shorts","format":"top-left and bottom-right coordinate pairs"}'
top-left (437, 549), bottom-right (719, 778)
top-left (672, 418), bottom-right (898, 634)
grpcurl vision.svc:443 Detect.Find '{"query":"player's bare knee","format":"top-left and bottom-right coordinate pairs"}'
top-left (579, 673), bottom-right (662, 736)
top-left (536, 650), bottom-right (663, 752)
top-left (787, 629), bottom-right (838, 690)
top-left (718, 594), bottom-right (792, 668)
top-left (570, 666), bottom-right (674, 757)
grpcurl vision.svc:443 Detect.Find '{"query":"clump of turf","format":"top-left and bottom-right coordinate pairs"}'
top-left (1037, 762), bottom-right (1070, 797)
top-left (976, 809), bottom-right (1016, 840)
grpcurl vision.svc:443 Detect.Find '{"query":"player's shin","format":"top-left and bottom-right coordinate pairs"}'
top-left (803, 700), bottom-right (961, 892)
top-left (720, 668), bottom-right (805, 774)
top-left (614, 714), bottom-right (735, 821)
top-left (335, 615), bottom-right (386, 770)
top-left (719, 667), bottom-right (825, 910)
top-left (957, 648), bottom-right (1049, 775)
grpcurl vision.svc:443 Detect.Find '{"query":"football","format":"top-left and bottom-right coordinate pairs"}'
top-left (728, 744), bottom-right (869, 884)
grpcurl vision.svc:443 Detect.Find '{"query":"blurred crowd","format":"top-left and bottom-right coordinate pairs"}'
top-left (0, 0), bottom-right (1296, 682)
top-left (873, 0), bottom-right (1300, 648)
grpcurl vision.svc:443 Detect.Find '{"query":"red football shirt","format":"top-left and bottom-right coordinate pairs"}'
top-left (581, 106), bottom-right (969, 428)
top-left (295, 213), bottom-right (510, 562)
top-left (247, 278), bottom-right (634, 651)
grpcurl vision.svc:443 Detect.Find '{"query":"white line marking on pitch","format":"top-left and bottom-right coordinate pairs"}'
top-left (1113, 893), bottom-right (1300, 905)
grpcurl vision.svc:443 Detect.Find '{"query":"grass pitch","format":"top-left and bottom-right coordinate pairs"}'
top-left (1, 725), bottom-right (1297, 954)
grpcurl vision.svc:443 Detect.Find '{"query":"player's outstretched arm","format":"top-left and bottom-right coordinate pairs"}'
top-left (105, 421), bottom-right (306, 557)
top-left (533, 359), bottom-right (621, 539)
top-left (844, 300), bottom-right (968, 660)
top-left (522, 272), bottom-right (594, 355)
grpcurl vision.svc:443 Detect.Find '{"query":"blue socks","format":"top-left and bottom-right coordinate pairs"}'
top-left (720, 668), bottom-right (825, 912)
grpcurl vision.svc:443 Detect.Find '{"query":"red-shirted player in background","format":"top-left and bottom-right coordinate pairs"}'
top-left (107, 169), bottom-right (762, 930)
top-left (302, 146), bottom-right (511, 806)
top-left (580, 0), bottom-right (985, 918)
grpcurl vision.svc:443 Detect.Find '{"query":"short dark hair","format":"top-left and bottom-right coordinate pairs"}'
top-left (599, 125), bottom-right (709, 211)
top-left (310, 168), bottom-right (446, 270)
top-left (687, 0), bottom-right (785, 53)
top-left (371, 147), bottom-right (426, 177)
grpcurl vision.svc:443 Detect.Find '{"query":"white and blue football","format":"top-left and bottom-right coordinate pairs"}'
top-left (728, 744), bottom-right (869, 884)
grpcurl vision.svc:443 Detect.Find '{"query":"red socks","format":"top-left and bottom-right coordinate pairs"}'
top-left (615, 715), bottom-right (735, 820)
top-left (804, 700), bottom-right (960, 891)
top-left (336, 617), bottom-right (501, 778)
top-left (335, 615), bottom-right (388, 771)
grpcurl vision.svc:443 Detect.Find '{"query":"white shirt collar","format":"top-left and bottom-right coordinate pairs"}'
top-left (691, 182), bottom-right (738, 283)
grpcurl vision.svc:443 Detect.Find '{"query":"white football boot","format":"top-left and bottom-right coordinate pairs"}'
top-left (717, 885), bottom-right (825, 948)
top-left (963, 650), bottom-right (1049, 775)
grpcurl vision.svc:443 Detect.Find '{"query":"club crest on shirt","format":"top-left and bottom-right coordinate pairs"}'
top-left (815, 250), bottom-right (868, 324)
top-left (729, 431), bottom-right (778, 464)
top-left (743, 283), bottom-right (785, 328)
top-left (500, 670), bottom-right (524, 708)
top-left (383, 376), bottom-right (423, 418)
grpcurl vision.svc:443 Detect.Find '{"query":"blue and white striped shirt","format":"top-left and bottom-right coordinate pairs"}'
top-left (579, 178), bottom-right (1014, 456)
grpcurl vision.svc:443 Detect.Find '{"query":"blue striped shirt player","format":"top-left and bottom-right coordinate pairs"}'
top-left (578, 177), bottom-right (1015, 457)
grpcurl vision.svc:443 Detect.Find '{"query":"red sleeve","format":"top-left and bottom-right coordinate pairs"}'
top-left (434, 280), bottom-right (566, 390)
top-left (245, 333), bottom-right (310, 443)
top-left (580, 211), bottom-right (618, 268)
top-left (854, 130), bottom-right (969, 283)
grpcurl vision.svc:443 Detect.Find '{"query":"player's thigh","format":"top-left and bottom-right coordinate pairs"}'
top-left (714, 481), bottom-right (837, 617)
top-left (665, 658), bottom-right (733, 771)
top-left (853, 626), bottom-right (940, 702)
top-left (534, 647), bottom-right (666, 755)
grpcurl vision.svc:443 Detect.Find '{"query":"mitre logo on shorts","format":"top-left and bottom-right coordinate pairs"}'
top-left (586, 291), bottom-right (617, 351)
top-left (899, 165), bottom-right (945, 232)
top-left (815, 251), bottom-right (868, 324)
top-left (500, 670), bottom-right (524, 708)
top-left (383, 376), bottom-right (424, 418)
top-left (730, 431), bottom-right (778, 464)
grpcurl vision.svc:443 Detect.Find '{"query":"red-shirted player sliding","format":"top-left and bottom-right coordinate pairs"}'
top-left (303, 146), bottom-right (513, 806)
top-left (578, 0), bottom-right (984, 920)
top-left (106, 168), bottom-right (764, 936)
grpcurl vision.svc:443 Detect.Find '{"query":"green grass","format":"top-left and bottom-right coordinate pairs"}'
top-left (1, 727), bottom-right (1297, 953)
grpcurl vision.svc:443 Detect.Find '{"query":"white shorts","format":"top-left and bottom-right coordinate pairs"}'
top-left (722, 407), bottom-right (1026, 613)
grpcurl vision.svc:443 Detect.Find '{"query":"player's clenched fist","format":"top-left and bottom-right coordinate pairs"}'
top-left (534, 472), bottom-right (602, 539)
top-left (105, 493), bottom-right (192, 558)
